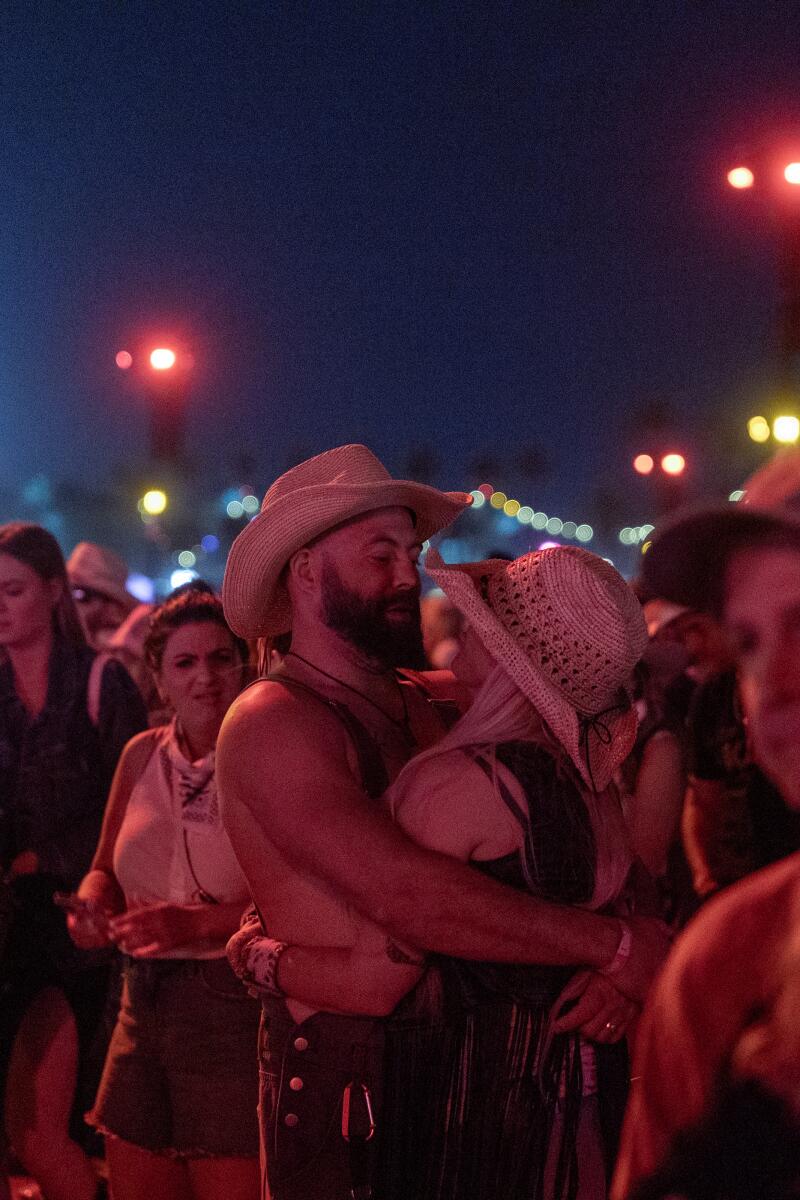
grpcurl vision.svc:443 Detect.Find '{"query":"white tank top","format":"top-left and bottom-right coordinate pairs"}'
top-left (114, 721), bottom-right (250, 957)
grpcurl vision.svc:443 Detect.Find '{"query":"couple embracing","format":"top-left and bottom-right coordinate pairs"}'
top-left (218, 445), bottom-right (670, 1200)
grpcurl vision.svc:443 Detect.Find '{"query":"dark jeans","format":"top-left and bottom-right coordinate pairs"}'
top-left (258, 1001), bottom-right (385, 1200)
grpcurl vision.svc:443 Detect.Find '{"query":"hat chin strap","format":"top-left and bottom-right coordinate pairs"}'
top-left (578, 702), bottom-right (626, 793)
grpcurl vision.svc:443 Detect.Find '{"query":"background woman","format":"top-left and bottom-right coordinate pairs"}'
top-left (70, 583), bottom-right (260, 1200)
top-left (0, 522), bottom-right (147, 1200)
top-left (231, 545), bottom-right (651, 1200)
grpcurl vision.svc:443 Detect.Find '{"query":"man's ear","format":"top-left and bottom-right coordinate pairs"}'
top-left (286, 548), bottom-right (317, 595)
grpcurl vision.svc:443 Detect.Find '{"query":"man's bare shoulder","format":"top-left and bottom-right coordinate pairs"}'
top-left (218, 677), bottom-right (353, 790)
top-left (222, 677), bottom-right (347, 740)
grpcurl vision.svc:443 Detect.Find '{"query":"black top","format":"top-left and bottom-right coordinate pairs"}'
top-left (0, 638), bottom-right (147, 889)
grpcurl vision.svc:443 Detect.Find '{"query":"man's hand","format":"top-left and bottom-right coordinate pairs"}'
top-left (606, 915), bottom-right (673, 1005)
top-left (550, 970), bottom-right (639, 1043)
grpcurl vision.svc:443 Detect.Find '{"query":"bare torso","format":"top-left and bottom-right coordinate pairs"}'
top-left (219, 665), bottom-right (448, 1020)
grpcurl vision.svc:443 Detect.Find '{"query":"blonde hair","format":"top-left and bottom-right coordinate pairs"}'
top-left (390, 663), bottom-right (631, 910)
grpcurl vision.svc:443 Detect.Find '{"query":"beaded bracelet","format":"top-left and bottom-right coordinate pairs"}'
top-left (600, 920), bottom-right (632, 977)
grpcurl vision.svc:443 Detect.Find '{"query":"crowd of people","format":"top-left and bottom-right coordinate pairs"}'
top-left (0, 440), bottom-right (798, 1200)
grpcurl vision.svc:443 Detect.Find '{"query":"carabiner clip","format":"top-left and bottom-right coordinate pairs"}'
top-left (341, 1080), bottom-right (375, 1142)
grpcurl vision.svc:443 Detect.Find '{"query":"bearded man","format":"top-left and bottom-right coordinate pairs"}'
top-left (217, 444), bottom-right (669, 1200)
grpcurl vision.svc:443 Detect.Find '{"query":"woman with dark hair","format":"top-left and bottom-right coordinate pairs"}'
top-left (70, 584), bottom-right (260, 1200)
top-left (0, 522), bottom-right (147, 1200)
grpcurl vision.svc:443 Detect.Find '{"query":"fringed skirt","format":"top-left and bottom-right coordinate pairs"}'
top-left (378, 992), bottom-right (588, 1200)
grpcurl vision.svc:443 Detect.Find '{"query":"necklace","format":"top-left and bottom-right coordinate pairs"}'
top-left (285, 651), bottom-right (415, 745)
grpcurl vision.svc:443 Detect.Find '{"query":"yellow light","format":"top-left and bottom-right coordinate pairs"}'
top-left (633, 453), bottom-right (654, 475)
top-left (489, 491), bottom-right (507, 509)
top-left (747, 415), bottom-right (771, 443)
top-left (661, 453), bottom-right (686, 476)
top-left (141, 489), bottom-right (168, 516)
top-left (727, 166), bottom-right (755, 189)
top-left (773, 414), bottom-right (800, 444)
top-left (503, 499), bottom-right (520, 516)
top-left (641, 540), bottom-right (653, 555)
top-left (150, 347), bottom-right (176, 370)
top-left (785, 163), bottom-right (800, 185)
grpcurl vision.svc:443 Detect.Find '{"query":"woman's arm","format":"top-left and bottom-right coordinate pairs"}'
top-left (627, 730), bottom-right (686, 879)
top-left (108, 899), bottom-right (250, 957)
top-left (68, 731), bottom-right (158, 947)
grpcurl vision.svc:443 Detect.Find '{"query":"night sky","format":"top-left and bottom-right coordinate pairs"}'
top-left (3, 2), bottom-right (800, 538)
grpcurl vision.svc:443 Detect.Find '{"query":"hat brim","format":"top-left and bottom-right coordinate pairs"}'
top-left (642, 505), bottom-right (800, 613)
top-left (425, 549), bottom-right (636, 791)
top-left (223, 480), bottom-right (470, 638)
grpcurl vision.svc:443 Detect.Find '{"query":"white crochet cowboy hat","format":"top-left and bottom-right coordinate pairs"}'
top-left (642, 448), bottom-right (800, 614)
top-left (425, 545), bottom-right (648, 791)
top-left (223, 444), bottom-right (471, 638)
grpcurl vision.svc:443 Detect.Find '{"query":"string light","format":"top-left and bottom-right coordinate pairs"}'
top-left (470, 485), bottom-right (594, 543)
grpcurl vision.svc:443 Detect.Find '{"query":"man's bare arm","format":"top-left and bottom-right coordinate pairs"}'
top-left (217, 686), bottom-right (670, 1002)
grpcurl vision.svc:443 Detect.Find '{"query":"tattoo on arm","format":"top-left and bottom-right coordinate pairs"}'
top-left (385, 937), bottom-right (425, 966)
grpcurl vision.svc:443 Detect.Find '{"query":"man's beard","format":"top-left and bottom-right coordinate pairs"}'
top-left (320, 561), bottom-right (426, 670)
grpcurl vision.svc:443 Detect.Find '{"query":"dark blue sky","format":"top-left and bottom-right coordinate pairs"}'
top-left (3, 2), bottom-right (799, 526)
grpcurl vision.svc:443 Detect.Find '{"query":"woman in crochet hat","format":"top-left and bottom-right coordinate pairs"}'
top-left (230, 544), bottom-right (649, 1200)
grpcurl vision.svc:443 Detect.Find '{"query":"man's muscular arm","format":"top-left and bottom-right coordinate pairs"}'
top-left (217, 685), bottom-right (669, 1003)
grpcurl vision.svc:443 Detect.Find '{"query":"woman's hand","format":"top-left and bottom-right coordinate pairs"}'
top-left (550, 970), bottom-right (640, 1044)
top-left (64, 869), bottom-right (124, 949)
top-left (108, 901), bottom-right (205, 956)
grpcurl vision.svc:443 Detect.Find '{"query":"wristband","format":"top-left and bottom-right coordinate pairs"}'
top-left (244, 936), bottom-right (289, 999)
top-left (601, 920), bottom-right (632, 977)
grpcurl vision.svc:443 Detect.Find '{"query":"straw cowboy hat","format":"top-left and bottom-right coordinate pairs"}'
top-left (642, 448), bottom-right (800, 614)
top-left (425, 545), bottom-right (648, 792)
top-left (223, 444), bottom-right (471, 638)
top-left (66, 542), bottom-right (136, 611)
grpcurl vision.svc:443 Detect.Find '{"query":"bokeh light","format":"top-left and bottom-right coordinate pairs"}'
top-left (226, 500), bottom-right (245, 519)
top-left (532, 512), bottom-right (548, 530)
top-left (170, 569), bottom-right (198, 590)
top-left (773, 415), bottom-right (800, 444)
top-left (747, 415), bottom-right (771, 443)
top-left (477, 483), bottom-right (494, 499)
top-left (633, 453), bottom-right (654, 475)
top-left (141, 489), bottom-right (168, 516)
top-left (517, 506), bottom-right (533, 524)
top-left (115, 350), bottom-right (133, 370)
top-left (545, 516), bottom-right (563, 535)
top-left (729, 489), bottom-right (745, 502)
top-left (489, 491), bottom-right (507, 509)
top-left (242, 494), bottom-right (260, 514)
top-left (727, 166), bottom-right (754, 189)
top-left (661, 453), bottom-right (686, 476)
top-left (470, 489), bottom-right (486, 508)
top-left (177, 550), bottom-right (196, 569)
top-left (785, 163), bottom-right (800, 185)
top-left (150, 347), bottom-right (177, 370)
top-left (503, 499), bottom-right (521, 516)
